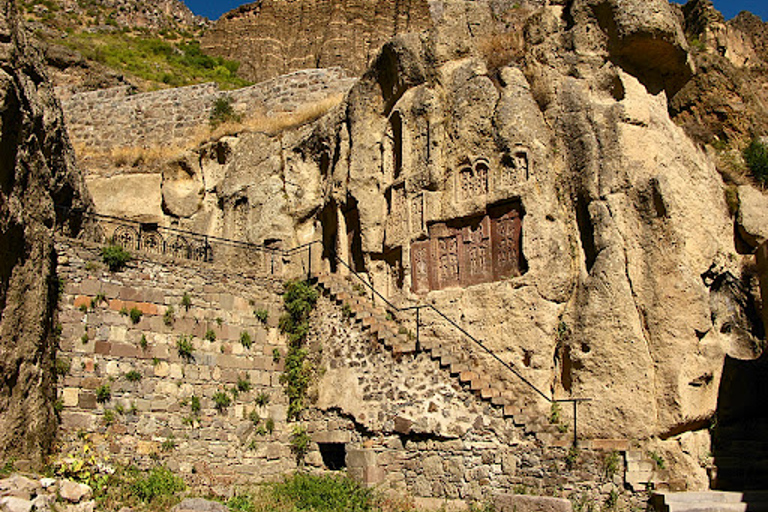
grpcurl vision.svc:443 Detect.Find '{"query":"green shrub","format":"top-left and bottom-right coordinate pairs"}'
top-left (163, 306), bottom-right (175, 326)
top-left (139, 334), bottom-right (148, 350)
top-left (248, 410), bottom-right (261, 426)
top-left (278, 280), bottom-right (319, 420)
top-left (255, 391), bottom-right (270, 407)
top-left (129, 307), bottom-right (142, 324)
top-left (647, 450), bottom-right (665, 469)
top-left (96, 384), bottom-right (111, 403)
top-left (176, 335), bottom-right (195, 363)
top-left (210, 95), bottom-right (240, 127)
top-left (265, 417), bottom-right (275, 434)
top-left (190, 395), bottom-right (201, 415)
top-left (130, 466), bottom-right (186, 503)
top-left (180, 292), bottom-right (192, 311)
top-left (81, 333), bottom-right (89, 344)
top-left (204, 328), bottom-right (216, 342)
top-left (103, 409), bottom-right (115, 426)
top-left (744, 137), bottom-right (768, 185)
top-left (55, 357), bottom-right (71, 376)
top-left (240, 331), bottom-right (252, 349)
top-left (227, 494), bottom-right (256, 512)
top-left (213, 390), bottom-right (231, 412)
top-left (237, 376), bottom-right (252, 393)
top-left (124, 370), bottom-right (142, 382)
top-left (254, 308), bottom-right (269, 324)
top-left (271, 472), bottom-right (373, 512)
top-left (101, 244), bottom-right (131, 271)
top-left (272, 348), bottom-right (281, 363)
top-left (289, 425), bottom-right (312, 464)
top-left (161, 436), bottom-right (176, 452)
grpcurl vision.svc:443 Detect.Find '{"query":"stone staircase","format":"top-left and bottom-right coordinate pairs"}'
top-left (315, 273), bottom-right (568, 443)
top-left (650, 491), bottom-right (768, 512)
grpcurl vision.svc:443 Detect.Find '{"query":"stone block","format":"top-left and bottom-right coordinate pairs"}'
top-left (588, 439), bottom-right (629, 451)
top-left (313, 431), bottom-right (352, 444)
top-left (61, 411), bottom-right (95, 430)
top-left (61, 387), bottom-right (79, 407)
top-left (111, 342), bottom-right (138, 358)
top-left (494, 495), bottom-right (572, 512)
top-left (78, 392), bottom-right (97, 409)
top-left (94, 341), bottom-right (110, 355)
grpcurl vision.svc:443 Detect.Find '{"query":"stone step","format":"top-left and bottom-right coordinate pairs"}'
top-left (450, 361), bottom-right (470, 375)
top-left (655, 492), bottom-right (768, 505)
top-left (459, 371), bottom-right (477, 384)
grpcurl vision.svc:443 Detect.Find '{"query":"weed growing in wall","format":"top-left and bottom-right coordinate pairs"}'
top-left (96, 384), bottom-right (111, 403)
top-left (101, 244), bottom-right (131, 271)
top-left (254, 308), bottom-right (269, 324)
top-left (210, 95), bottom-right (241, 128)
top-left (163, 306), bottom-right (175, 326)
top-left (190, 395), bottom-right (201, 415)
top-left (129, 307), bottom-right (142, 324)
top-left (240, 331), bottom-right (252, 349)
top-left (289, 425), bottom-right (311, 465)
top-left (278, 279), bottom-right (318, 420)
top-left (180, 292), bottom-right (192, 311)
top-left (213, 390), bottom-right (231, 412)
top-left (255, 391), bottom-right (270, 407)
top-left (204, 328), bottom-right (216, 342)
top-left (124, 370), bottom-right (142, 382)
top-left (176, 335), bottom-right (195, 363)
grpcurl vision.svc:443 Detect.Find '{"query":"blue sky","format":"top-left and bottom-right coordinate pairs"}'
top-left (186, 0), bottom-right (767, 23)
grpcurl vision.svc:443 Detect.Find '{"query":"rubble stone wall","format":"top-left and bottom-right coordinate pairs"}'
top-left (57, 68), bottom-right (356, 151)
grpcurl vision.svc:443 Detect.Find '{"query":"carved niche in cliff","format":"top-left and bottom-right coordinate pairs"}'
top-left (410, 202), bottom-right (524, 293)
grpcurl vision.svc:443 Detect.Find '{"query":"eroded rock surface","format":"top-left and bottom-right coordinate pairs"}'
top-left (0, 0), bottom-right (88, 466)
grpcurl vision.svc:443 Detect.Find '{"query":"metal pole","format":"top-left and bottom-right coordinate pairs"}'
top-left (307, 244), bottom-right (312, 281)
top-left (416, 307), bottom-right (421, 351)
top-left (572, 400), bottom-right (578, 447)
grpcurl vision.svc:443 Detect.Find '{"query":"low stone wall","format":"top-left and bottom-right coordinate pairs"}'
top-left (55, 239), bottom-right (295, 487)
top-left (58, 68), bottom-right (357, 152)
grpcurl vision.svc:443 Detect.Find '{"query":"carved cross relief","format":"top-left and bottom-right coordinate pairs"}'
top-left (410, 202), bottom-right (524, 293)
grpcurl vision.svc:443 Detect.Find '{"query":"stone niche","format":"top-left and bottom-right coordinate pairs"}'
top-left (410, 201), bottom-right (524, 293)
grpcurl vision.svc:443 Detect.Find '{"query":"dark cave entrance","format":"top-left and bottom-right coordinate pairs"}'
top-left (318, 442), bottom-right (347, 471)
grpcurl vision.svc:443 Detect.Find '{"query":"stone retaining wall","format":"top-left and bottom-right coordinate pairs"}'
top-left (55, 239), bottom-right (296, 487)
top-left (58, 68), bottom-right (357, 152)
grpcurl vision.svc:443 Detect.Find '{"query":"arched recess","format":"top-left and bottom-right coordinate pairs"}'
top-left (343, 196), bottom-right (366, 274)
top-left (320, 201), bottom-right (339, 273)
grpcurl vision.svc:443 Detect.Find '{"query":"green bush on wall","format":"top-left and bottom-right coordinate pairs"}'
top-left (101, 244), bottom-right (131, 271)
top-left (744, 137), bottom-right (768, 185)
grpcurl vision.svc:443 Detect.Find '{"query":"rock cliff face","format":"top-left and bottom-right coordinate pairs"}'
top-left (671, 0), bottom-right (768, 147)
top-left (201, 0), bottom-right (433, 83)
top-left (0, 0), bottom-right (88, 466)
top-left (132, 0), bottom-right (767, 489)
top-left (60, 0), bottom-right (768, 490)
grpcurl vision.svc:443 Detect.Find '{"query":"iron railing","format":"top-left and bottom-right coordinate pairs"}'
top-left (58, 206), bottom-right (590, 445)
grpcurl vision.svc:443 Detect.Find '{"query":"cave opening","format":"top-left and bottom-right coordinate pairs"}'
top-left (575, 193), bottom-right (597, 273)
top-left (318, 442), bottom-right (347, 471)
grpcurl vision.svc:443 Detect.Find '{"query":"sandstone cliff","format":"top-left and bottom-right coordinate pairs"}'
top-left (53, 0), bottom-right (768, 491)
top-left (201, 0), bottom-right (434, 83)
top-left (0, 0), bottom-right (89, 466)
top-left (128, 0), bottom-right (765, 489)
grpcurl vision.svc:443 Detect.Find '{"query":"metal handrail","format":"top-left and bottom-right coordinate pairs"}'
top-left (57, 205), bottom-right (590, 445)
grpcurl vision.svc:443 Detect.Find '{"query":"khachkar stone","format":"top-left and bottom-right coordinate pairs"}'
top-left (410, 202), bottom-right (524, 293)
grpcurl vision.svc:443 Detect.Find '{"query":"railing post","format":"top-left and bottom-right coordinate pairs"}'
top-left (307, 244), bottom-right (312, 281)
top-left (572, 400), bottom-right (578, 447)
top-left (416, 307), bottom-right (421, 352)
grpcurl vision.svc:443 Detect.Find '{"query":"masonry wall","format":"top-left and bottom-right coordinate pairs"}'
top-left (54, 237), bottom-right (657, 506)
top-left (58, 68), bottom-right (357, 152)
top-left (55, 239), bottom-right (298, 486)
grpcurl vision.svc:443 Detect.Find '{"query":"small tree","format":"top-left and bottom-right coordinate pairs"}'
top-left (101, 245), bottom-right (131, 271)
top-left (744, 137), bottom-right (768, 185)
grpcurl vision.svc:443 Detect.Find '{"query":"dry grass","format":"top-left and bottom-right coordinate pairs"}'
top-left (479, 30), bottom-right (526, 72)
top-left (73, 93), bottom-right (344, 168)
top-left (478, 5), bottom-right (531, 73)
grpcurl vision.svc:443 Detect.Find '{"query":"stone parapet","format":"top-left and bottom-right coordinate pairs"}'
top-left (58, 68), bottom-right (356, 152)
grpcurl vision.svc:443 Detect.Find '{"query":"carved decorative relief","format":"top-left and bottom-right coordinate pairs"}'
top-left (456, 159), bottom-right (489, 202)
top-left (409, 202), bottom-right (524, 292)
top-left (410, 193), bottom-right (424, 234)
top-left (385, 185), bottom-right (408, 246)
top-left (501, 150), bottom-right (530, 187)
